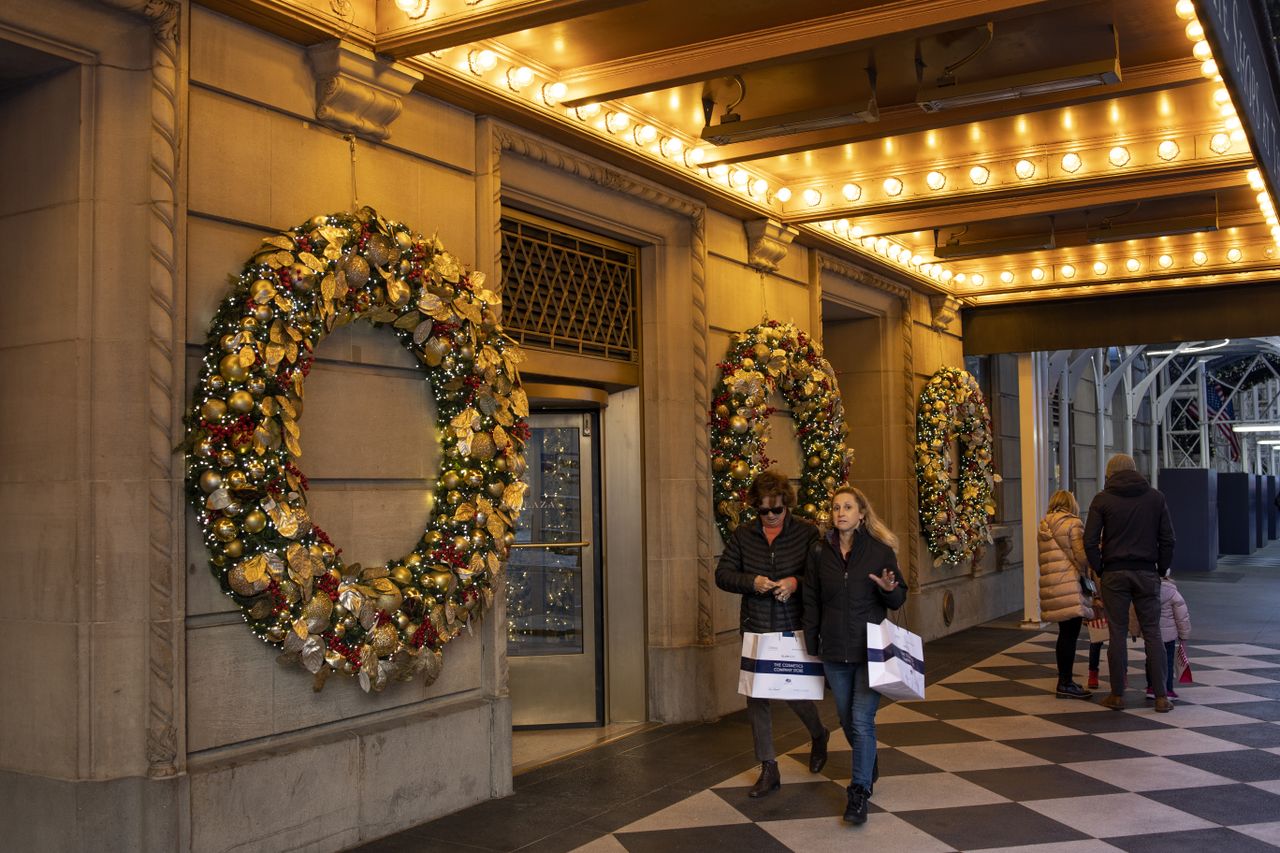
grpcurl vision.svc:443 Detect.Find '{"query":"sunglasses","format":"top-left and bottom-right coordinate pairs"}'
top-left (756, 506), bottom-right (786, 516)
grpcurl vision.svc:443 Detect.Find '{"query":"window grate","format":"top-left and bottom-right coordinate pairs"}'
top-left (500, 211), bottom-right (638, 362)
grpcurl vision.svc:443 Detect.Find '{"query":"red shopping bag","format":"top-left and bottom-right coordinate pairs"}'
top-left (1175, 640), bottom-right (1193, 685)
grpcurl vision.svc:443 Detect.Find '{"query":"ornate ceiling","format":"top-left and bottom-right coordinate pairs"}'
top-left (208, 0), bottom-right (1280, 306)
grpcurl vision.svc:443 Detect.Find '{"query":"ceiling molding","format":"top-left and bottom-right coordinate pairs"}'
top-left (784, 159), bottom-right (1253, 231)
top-left (559, 0), bottom-right (1064, 106)
top-left (199, 0), bottom-right (376, 48)
top-left (701, 59), bottom-right (1204, 167)
top-left (378, 0), bottom-right (644, 58)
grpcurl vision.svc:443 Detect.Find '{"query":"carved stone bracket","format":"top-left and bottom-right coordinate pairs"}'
top-left (744, 218), bottom-right (798, 273)
top-left (307, 41), bottom-right (423, 141)
top-left (929, 294), bottom-right (962, 331)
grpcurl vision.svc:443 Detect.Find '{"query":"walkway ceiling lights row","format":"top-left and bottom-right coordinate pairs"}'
top-left (961, 247), bottom-right (1256, 287)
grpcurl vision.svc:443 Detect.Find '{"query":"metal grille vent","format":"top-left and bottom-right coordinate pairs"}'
top-left (500, 212), bottom-right (638, 362)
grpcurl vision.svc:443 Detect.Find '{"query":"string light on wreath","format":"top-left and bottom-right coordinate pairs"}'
top-left (709, 320), bottom-right (854, 540)
top-left (915, 367), bottom-right (999, 566)
top-left (184, 207), bottom-right (529, 693)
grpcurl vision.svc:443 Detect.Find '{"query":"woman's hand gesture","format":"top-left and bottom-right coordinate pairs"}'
top-left (868, 568), bottom-right (900, 592)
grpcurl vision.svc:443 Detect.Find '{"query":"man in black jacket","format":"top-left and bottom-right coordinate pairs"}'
top-left (1083, 453), bottom-right (1176, 712)
top-left (716, 470), bottom-right (828, 798)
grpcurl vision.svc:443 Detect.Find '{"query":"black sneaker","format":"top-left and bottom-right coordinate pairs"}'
top-left (1056, 682), bottom-right (1093, 700)
top-left (843, 784), bottom-right (869, 825)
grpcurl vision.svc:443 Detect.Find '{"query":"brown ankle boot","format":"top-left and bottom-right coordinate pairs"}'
top-left (749, 760), bottom-right (780, 798)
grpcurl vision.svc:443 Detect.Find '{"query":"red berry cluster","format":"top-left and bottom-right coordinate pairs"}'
top-left (510, 422), bottom-right (532, 442)
top-left (411, 620), bottom-right (439, 649)
top-left (461, 587), bottom-right (479, 605)
top-left (285, 461), bottom-right (310, 492)
top-left (265, 579), bottom-right (290, 616)
top-left (311, 524), bottom-right (341, 556)
top-left (373, 609), bottom-right (392, 628)
top-left (325, 633), bottom-right (361, 671)
top-left (201, 415), bottom-right (255, 441)
top-left (316, 572), bottom-right (340, 602)
top-left (431, 542), bottom-right (468, 570)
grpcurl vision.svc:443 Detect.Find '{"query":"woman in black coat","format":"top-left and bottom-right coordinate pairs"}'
top-left (715, 469), bottom-right (829, 799)
top-left (803, 485), bottom-right (906, 825)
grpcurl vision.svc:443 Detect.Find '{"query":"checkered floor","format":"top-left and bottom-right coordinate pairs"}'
top-left (570, 635), bottom-right (1280, 852)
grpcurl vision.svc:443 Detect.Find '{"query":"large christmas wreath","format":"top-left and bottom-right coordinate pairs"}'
top-left (915, 367), bottom-right (999, 565)
top-left (184, 207), bottom-right (529, 692)
top-left (709, 320), bottom-right (854, 540)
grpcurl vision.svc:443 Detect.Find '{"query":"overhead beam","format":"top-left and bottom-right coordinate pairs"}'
top-left (783, 160), bottom-right (1253, 232)
top-left (962, 279), bottom-right (1280, 353)
top-left (559, 0), bottom-right (1066, 107)
top-left (379, 0), bottom-right (645, 58)
top-left (702, 59), bottom-right (1203, 166)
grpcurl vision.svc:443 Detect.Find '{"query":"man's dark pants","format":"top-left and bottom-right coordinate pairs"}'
top-left (1100, 568), bottom-right (1166, 699)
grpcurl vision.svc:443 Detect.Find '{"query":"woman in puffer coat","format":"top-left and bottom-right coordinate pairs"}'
top-left (1038, 490), bottom-right (1095, 699)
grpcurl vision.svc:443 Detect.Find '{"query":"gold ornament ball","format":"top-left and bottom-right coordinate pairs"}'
top-left (266, 624), bottom-right (287, 643)
top-left (243, 510), bottom-right (267, 533)
top-left (394, 612), bottom-right (410, 630)
top-left (225, 469), bottom-right (248, 490)
top-left (195, 437), bottom-right (216, 458)
top-left (226, 390), bottom-right (255, 415)
top-left (464, 469), bottom-right (484, 488)
top-left (429, 569), bottom-right (454, 591)
top-left (245, 459), bottom-right (266, 480)
top-left (729, 415), bottom-right (750, 434)
top-left (246, 376), bottom-right (266, 396)
top-left (740, 357), bottom-right (755, 369)
top-left (807, 455), bottom-right (821, 468)
top-left (441, 470), bottom-right (461, 491)
top-left (423, 530), bottom-right (442, 546)
top-left (249, 278), bottom-right (275, 302)
top-left (712, 456), bottom-right (728, 473)
top-left (502, 532), bottom-right (516, 547)
top-left (211, 554), bottom-right (226, 567)
top-left (224, 539), bottom-right (244, 559)
top-left (201, 398), bottom-right (228, 421)
top-left (333, 622), bottom-right (347, 639)
top-left (406, 553), bottom-right (422, 566)
top-left (802, 503), bottom-right (817, 516)
top-left (715, 404), bottom-right (730, 418)
top-left (223, 500), bottom-right (244, 517)
top-left (217, 449), bottom-right (236, 468)
top-left (446, 490), bottom-right (463, 506)
top-left (493, 456), bottom-right (508, 473)
top-left (252, 303), bottom-right (273, 323)
top-left (451, 534), bottom-right (471, 551)
top-left (219, 354), bottom-right (247, 383)
top-left (475, 510), bottom-right (489, 527)
top-left (752, 342), bottom-right (770, 361)
top-left (199, 470), bottom-right (223, 493)
top-left (470, 530), bottom-right (487, 550)
top-left (205, 374), bottom-right (226, 393)
top-left (212, 517), bottom-right (238, 542)
top-left (219, 334), bottom-right (237, 352)
top-left (240, 316), bottom-right (258, 330)
top-left (458, 343), bottom-right (475, 362)
top-left (730, 460), bottom-right (751, 480)
top-left (487, 481), bottom-right (505, 498)
top-left (390, 565), bottom-right (414, 586)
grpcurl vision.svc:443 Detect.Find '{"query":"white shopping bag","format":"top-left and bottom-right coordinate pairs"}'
top-left (866, 618), bottom-right (926, 700)
top-left (738, 631), bottom-right (825, 700)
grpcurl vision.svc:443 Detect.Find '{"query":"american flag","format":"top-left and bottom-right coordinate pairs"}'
top-left (1206, 382), bottom-right (1241, 462)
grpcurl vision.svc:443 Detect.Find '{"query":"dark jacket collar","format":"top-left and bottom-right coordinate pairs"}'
top-left (1105, 468), bottom-right (1151, 497)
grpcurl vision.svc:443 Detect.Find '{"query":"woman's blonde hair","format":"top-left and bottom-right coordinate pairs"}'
top-left (831, 485), bottom-right (899, 553)
top-left (1047, 489), bottom-right (1079, 515)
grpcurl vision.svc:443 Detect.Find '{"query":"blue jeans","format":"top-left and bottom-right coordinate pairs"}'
top-left (823, 662), bottom-right (881, 790)
top-left (1145, 641), bottom-right (1177, 693)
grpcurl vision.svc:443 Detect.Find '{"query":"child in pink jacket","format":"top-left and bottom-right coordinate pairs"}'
top-left (1146, 576), bottom-right (1191, 700)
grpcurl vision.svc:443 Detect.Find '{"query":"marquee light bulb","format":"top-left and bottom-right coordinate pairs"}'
top-left (1158, 139), bottom-right (1180, 161)
top-left (467, 49), bottom-right (498, 75)
top-left (1015, 158), bottom-right (1036, 179)
top-left (774, 186), bottom-right (792, 203)
top-left (883, 177), bottom-right (904, 196)
top-left (1200, 58), bottom-right (1219, 78)
top-left (1192, 39), bottom-right (1213, 62)
top-left (1210, 133), bottom-right (1232, 154)
top-left (1193, 250), bottom-right (1208, 265)
top-left (660, 136), bottom-right (683, 159)
top-left (604, 111), bottom-right (630, 134)
top-left (573, 102), bottom-right (601, 120)
top-left (633, 124), bottom-right (658, 145)
top-left (842, 182), bottom-right (862, 201)
top-left (1109, 146), bottom-right (1131, 166)
top-left (1185, 20), bottom-right (1205, 41)
top-left (969, 165), bottom-right (990, 185)
top-left (954, 273), bottom-right (967, 285)
top-left (395, 0), bottom-right (429, 16)
top-left (1175, 0), bottom-right (1197, 19)
top-left (1158, 254), bottom-right (1174, 268)
top-left (1000, 270), bottom-right (1014, 283)
top-left (1227, 247), bottom-right (1243, 262)
top-left (1061, 152), bottom-right (1082, 173)
top-left (541, 82), bottom-right (567, 105)
top-left (803, 188), bottom-right (823, 207)
top-left (1126, 258), bottom-right (1141, 272)
top-left (1031, 267), bottom-right (1045, 281)
top-left (971, 273), bottom-right (985, 286)
top-left (1093, 260), bottom-right (1108, 275)
top-left (708, 164), bottom-right (730, 181)
top-left (1061, 264), bottom-right (1076, 278)
top-left (506, 65), bottom-right (534, 91)
top-left (749, 178), bottom-right (769, 198)
top-left (925, 171), bottom-right (946, 190)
